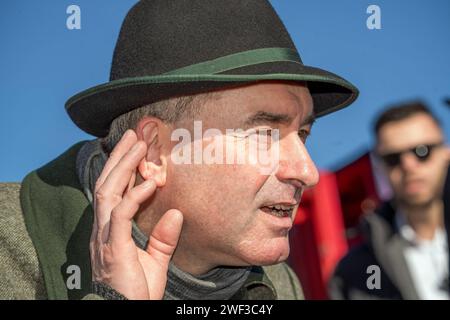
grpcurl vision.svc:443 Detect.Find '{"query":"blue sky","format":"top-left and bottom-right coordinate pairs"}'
top-left (1, 0), bottom-right (449, 182)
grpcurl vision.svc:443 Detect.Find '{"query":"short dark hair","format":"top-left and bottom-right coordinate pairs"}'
top-left (373, 101), bottom-right (441, 137)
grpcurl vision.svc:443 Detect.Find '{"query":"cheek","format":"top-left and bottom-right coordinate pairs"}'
top-left (168, 162), bottom-right (260, 222)
top-left (166, 157), bottom-right (273, 246)
top-left (432, 151), bottom-right (450, 170)
top-left (167, 162), bottom-right (291, 264)
top-left (388, 169), bottom-right (403, 188)
top-left (425, 157), bottom-right (449, 187)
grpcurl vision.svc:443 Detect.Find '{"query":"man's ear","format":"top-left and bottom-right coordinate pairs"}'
top-left (136, 117), bottom-right (168, 187)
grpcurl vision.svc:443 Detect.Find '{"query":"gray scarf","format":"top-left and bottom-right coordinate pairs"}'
top-left (76, 139), bottom-right (250, 300)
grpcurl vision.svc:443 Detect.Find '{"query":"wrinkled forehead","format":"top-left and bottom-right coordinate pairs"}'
top-left (195, 81), bottom-right (314, 128)
top-left (376, 113), bottom-right (444, 152)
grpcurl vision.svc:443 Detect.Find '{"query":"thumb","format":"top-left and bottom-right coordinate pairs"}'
top-left (146, 209), bottom-right (183, 267)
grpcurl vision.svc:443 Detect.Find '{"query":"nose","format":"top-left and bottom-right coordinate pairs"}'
top-left (275, 132), bottom-right (319, 189)
top-left (399, 152), bottom-right (420, 173)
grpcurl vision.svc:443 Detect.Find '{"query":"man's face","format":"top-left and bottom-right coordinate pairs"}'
top-left (376, 113), bottom-right (450, 207)
top-left (159, 82), bottom-right (319, 270)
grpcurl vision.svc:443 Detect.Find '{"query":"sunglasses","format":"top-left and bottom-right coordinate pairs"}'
top-left (378, 142), bottom-right (443, 167)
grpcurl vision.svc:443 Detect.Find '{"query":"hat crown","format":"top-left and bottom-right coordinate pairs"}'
top-left (110, 0), bottom-right (299, 80)
top-left (66, 0), bottom-right (358, 138)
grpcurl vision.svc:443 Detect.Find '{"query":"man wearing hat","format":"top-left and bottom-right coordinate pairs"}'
top-left (0, 0), bottom-right (358, 299)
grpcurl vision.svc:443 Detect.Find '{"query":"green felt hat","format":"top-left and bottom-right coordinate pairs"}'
top-left (66, 0), bottom-right (359, 137)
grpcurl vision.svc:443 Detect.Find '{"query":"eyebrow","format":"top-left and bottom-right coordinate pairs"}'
top-left (301, 113), bottom-right (316, 127)
top-left (243, 111), bottom-right (292, 128)
top-left (243, 111), bottom-right (316, 129)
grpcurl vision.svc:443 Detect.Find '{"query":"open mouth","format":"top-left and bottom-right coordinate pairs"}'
top-left (260, 204), bottom-right (295, 218)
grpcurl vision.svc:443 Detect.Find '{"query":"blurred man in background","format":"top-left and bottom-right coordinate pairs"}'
top-left (330, 101), bottom-right (450, 299)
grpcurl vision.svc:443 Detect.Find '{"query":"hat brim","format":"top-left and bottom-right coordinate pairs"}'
top-left (66, 62), bottom-right (358, 137)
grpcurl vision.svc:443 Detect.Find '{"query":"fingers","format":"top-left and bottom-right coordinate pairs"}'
top-left (146, 209), bottom-right (184, 267)
top-left (94, 130), bottom-right (147, 242)
top-left (98, 141), bottom-right (146, 202)
top-left (108, 179), bottom-right (157, 245)
top-left (96, 130), bottom-right (137, 189)
top-left (93, 130), bottom-right (136, 235)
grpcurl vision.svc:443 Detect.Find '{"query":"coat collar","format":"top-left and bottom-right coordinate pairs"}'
top-left (362, 202), bottom-right (420, 300)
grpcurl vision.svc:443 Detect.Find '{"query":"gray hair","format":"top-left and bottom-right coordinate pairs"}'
top-left (100, 93), bottom-right (215, 154)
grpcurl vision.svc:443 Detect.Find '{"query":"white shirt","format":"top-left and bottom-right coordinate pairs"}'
top-left (396, 211), bottom-right (449, 300)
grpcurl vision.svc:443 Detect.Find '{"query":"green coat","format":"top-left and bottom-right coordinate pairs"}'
top-left (0, 142), bottom-right (303, 300)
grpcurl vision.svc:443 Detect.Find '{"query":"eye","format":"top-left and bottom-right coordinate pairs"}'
top-left (298, 129), bottom-right (311, 143)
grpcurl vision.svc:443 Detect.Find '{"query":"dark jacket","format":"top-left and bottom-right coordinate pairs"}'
top-left (329, 201), bottom-right (421, 300)
top-left (0, 142), bottom-right (303, 300)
